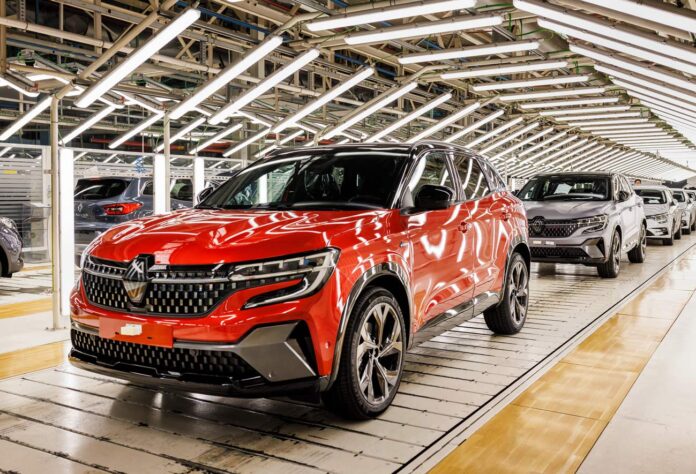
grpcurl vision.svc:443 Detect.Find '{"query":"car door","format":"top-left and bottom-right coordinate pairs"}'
top-left (404, 151), bottom-right (473, 328)
top-left (613, 175), bottom-right (634, 247)
top-left (619, 176), bottom-right (639, 245)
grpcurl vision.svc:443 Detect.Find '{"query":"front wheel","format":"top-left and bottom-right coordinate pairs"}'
top-left (597, 230), bottom-right (621, 278)
top-left (322, 287), bottom-right (405, 420)
top-left (628, 224), bottom-right (647, 263)
top-left (484, 252), bottom-right (529, 335)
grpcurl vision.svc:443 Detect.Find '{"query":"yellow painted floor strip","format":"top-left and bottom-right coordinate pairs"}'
top-left (432, 259), bottom-right (696, 474)
top-left (19, 264), bottom-right (53, 273)
top-left (0, 341), bottom-right (68, 380)
top-left (0, 298), bottom-right (53, 320)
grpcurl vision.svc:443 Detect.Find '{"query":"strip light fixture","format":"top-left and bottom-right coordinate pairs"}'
top-left (538, 18), bottom-right (696, 77)
top-left (307, 0), bottom-right (475, 31)
top-left (444, 109), bottom-right (504, 143)
top-left (190, 123), bottom-right (243, 154)
top-left (279, 130), bottom-right (305, 145)
top-left (514, 0), bottom-right (696, 65)
top-left (209, 48), bottom-right (321, 124)
top-left (480, 122), bottom-right (539, 155)
top-left (75, 8), bottom-right (201, 108)
top-left (273, 67), bottom-right (374, 133)
top-left (441, 59), bottom-right (567, 80)
top-left (0, 76), bottom-right (39, 97)
top-left (155, 117), bottom-right (206, 152)
top-left (407, 102), bottom-right (481, 143)
top-left (580, 0), bottom-right (696, 35)
top-left (344, 14), bottom-right (503, 45)
top-left (472, 74), bottom-right (589, 92)
top-left (323, 82), bottom-right (418, 140)
top-left (579, 124), bottom-right (661, 131)
top-left (0, 147), bottom-right (12, 157)
top-left (170, 35), bottom-right (283, 120)
top-left (399, 40), bottom-right (539, 65)
top-left (223, 127), bottom-right (271, 157)
top-left (547, 143), bottom-right (605, 168)
top-left (535, 138), bottom-right (589, 166)
top-left (519, 97), bottom-right (619, 109)
top-left (500, 87), bottom-right (605, 102)
top-left (564, 145), bottom-right (610, 169)
top-left (596, 66), bottom-right (696, 106)
top-left (490, 127), bottom-right (554, 160)
top-left (60, 105), bottom-right (116, 145)
top-left (538, 105), bottom-right (631, 116)
top-left (518, 135), bottom-right (580, 165)
top-left (554, 112), bottom-right (641, 121)
top-left (621, 85), bottom-right (696, 114)
top-left (565, 118), bottom-right (650, 127)
top-left (109, 112), bottom-right (164, 149)
top-left (366, 93), bottom-right (452, 143)
top-left (640, 99), bottom-right (696, 121)
top-left (466, 117), bottom-right (525, 149)
top-left (0, 96), bottom-right (52, 141)
top-left (517, 131), bottom-right (568, 158)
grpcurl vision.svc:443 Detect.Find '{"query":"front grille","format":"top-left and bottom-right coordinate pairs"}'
top-left (71, 329), bottom-right (260, 381)
top-left (531, 247), bottom-right (588, 259)
top-left (528, 218), bottom-right (579, 238)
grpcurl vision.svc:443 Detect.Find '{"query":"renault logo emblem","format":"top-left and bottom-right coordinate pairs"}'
top-left (530, 216), bottom-right (545, 236)
top-left (122, 255), bottom-right (153, 305)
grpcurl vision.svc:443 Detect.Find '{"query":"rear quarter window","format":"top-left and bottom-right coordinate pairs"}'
top-left (74, 179), bottom-right (129, 200)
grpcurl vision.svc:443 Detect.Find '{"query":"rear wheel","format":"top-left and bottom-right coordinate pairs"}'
top-left (484, 252), bottom-right (528, 335)
top-left (323, 287), bottom-right (405, 420)
top-left (597, 230), bottom-right (621, 278)
top-left (628, 224), bottom-right (647, 264)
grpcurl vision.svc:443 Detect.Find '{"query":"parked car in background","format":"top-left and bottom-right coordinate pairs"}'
top-left (518, 172), bottom-right (646, 278)
top-left (685, 190), bottom-right (696, 231)
top-left (634, 185), bottom-right (682, 245)
top-left (671, 188), bottom-right (696, 234)
top-left (70, 142), bottom-right (530, 419)
top-left (74, 177), bottom-right (193, 257)
top-left (0, 217), bottom-right (23, 277)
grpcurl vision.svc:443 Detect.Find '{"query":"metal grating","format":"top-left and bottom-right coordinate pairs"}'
top-left (531, 247), bottom-right (588, 259)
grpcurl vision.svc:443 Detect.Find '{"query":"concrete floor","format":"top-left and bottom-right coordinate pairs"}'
top-left (0, 238), bottom-right (694, 473)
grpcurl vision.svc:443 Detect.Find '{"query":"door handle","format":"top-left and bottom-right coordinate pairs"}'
top-left (458, 221), bottom-right (470, 233)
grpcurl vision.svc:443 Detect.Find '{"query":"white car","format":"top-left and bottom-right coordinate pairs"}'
top-left (634, 185), bottom-right (682, 245)
top-left (681, 189), bottom-right (696, 232)
top-left (670, 189), bottom-right (694, 235)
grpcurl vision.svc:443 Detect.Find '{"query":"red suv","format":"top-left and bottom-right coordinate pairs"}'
top-left (70, 143), bottom-right (530, 419)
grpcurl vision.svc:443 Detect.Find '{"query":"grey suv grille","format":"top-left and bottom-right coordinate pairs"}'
top-left (528, 218), bottom-right (579, 238)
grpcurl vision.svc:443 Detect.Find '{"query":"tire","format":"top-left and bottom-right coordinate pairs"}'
top-left (322, 287), bottom-right (406, 420)
top-left (597, 230), bottom-right (621, 278)
top-left (628, 224), bottom-right (647, 264)
top-left (0, 254), bottom-right (4, 278)
top-left (664, 234), bottom-right (674, 246)
top-left (684, 225), bottom-right (692, 235)
top-left (483, 252), bottom-right (529, 335)
top-left (691, 221), bottom-right (695, 232)
top-left (675, 226), bottom-right (682, 240)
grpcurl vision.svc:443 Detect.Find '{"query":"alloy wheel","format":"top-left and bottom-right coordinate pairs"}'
top-left (508, 260), bottom-right (529, 324)
top-left (356, 302), bottom-right (404, 405)
top-left (613, 235), bottom-right (621, 271)
top-left (640, 226), bottom-right (647, 257)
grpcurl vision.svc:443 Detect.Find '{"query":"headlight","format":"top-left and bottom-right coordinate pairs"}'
top-left (0, 217), bottom-right (17, 232)
top-left (651, 213), bottom-right (669, 224)
top-left (230, 248), bottom-right (339, 309)
top-left (578, 214), bottom-right (608, 234)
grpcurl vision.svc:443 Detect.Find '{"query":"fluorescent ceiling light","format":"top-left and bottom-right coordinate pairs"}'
top-left (518, 131), bottom-right (568, 157)
top-left (466, 117), bottom-right (525, 148)
top-left (0, 96), bottom-right (51, 141)
top-left (554, 112), bottom-right (641, 121)
top-left (622, 84), bottom-right (696, 114)
top-left (0, 147), bottom-right (12, 157)
top-left (538, 105), bottom-right (631, 116)
top-left (535, 138), bottom-right (589, 166)
top-left (514, 0), bottom-right (696, 65)
top-left (307, 0), bottom-right (474, 31)
top-left (597, 65), bottom-right (696, 106)
top-left (638, 98), bottom-right (696, 121)
top-left (344, 14), bottom-right (502, 45)
top-left (539, 18), bottom-right (696, 77)
top-left (441, 59), bottom-right (567, 80)
top-left (444, 109), bottom-right (504, 143)
top-left (209, 48), bottom-right (320, 124)
top-left (518, 97), bottom-right (619, 109)
top-left (406, 101), bottom-right (481, 143)
top-left (366, 93), bottom-right (452, 143)
top-left (596, 132), bottom-right (673, 139)
top-left (237, 110), bottom-right (273, 127)
top-left (279, 130), bottom-right (304, 145)
top-left (109, 112), bottom-right (163, 149)
top-left (0, 77), bottom-right (39, 97)
top-left (580, 0), bottom-right (696, 35)
top-left (565, 118), bottom-right (650, 127)
top-left (472, 74), bottom-right (588, 92)
top-left (491, 127), bottom-right (554, 160)
top-left (155, 117), bottom-right (206, 152)
top-left (500, 87), bottom-right (605, 102)
top-left (76, 8), bottom-right (200, 108)
top-left (255, 144), bottom-right (279, 158)
top-left (399, 40), bottom-right (538, 65)
top-left (223, 127), bottom-right (271, 157)
top-left (273, 67), bottom-right (374, 133)
top-left (579, 124), bottom-right (660, 131)
top-left (519, 135), bottom-right (580, 165)
top-left (60, 105), bottom-right (115, 145)
top-left (480, 122), bottom-right (539, 155)
top-left (169, 35), bottom-right (283, 120)
top-left (323, 82), bottom-right (418, 140)
top-left (547, 143), bottom-right (605, 167)
top-left (190, 123), bottom-right (243, 154)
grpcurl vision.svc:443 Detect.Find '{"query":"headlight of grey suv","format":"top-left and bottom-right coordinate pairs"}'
top-left (651, 213), bottom-right (669, 224)
top-left (578, 215), bottom-right (608, 234)
top-left (230, 248), bottom-right (340, 308)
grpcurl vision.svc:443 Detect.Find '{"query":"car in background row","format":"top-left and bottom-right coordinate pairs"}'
top-left (70, 142), bottom-right (530, 419)
top-left (671, 188), bottom-right (696, 235)
top-left (519, 172), bottom-right (646, 278)
top-left (686, 190), bottom-right (696, 231)
top-left (0, 217), bottom-right (23, 277)
top-left (634, 185), bottom-right (682, 245)
top-left (74, 177), bottom-right (193, 256)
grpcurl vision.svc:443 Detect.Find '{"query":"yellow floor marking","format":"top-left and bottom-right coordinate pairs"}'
top-left (0, 341), bottom-right (68, 380)
top-left (19, 264), bottom-right (53, 273)
top-left (0, 298), bottom-right (53, 320)
top-left (432, 262), bottom-right (695, 473)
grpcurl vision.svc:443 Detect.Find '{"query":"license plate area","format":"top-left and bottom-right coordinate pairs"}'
top-left (99, 318), bottom-right (173, 347)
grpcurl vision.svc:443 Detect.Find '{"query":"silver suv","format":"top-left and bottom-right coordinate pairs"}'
top-left (634, 185), bottom-right (682, 245)
top-left (671, 188), bottom-right (695, 235)
top-left (518, 172), bottom-right (646, 278)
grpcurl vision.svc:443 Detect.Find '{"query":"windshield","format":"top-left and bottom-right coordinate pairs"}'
top-left (75, 178), bottom-right (130, 200)
top-left (635, 189), bottom-right (667, 204)
top-left (672, 191), bottom-right (685, 202)
top-left (200, 150), bottom-right (407, 210)
top-left (518, 175), bottom-right (610, 201)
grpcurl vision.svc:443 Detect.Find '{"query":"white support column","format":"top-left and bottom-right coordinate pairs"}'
top-left (50, 97), bottom-right (62, 330)
top-left (163, 114), bottom-right (171, 211)
top-left (193, 156), bottom-right (205, 203)
top-left (58, 148), bottom-right (74, 317)
top-left (153, 153), bottom-right (167, 215)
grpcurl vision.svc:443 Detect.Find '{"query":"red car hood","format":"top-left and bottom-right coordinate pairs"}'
top-left (90, 208), bottom-right (386, 265)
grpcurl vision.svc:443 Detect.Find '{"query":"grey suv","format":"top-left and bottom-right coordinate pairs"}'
top-left (518, 172), bottom-right (646, 278)
top-left (0, 217), bottom-right (23, 277)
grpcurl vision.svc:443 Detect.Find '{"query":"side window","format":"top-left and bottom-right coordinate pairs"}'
top-left (142, 181), bottom-right (153, 196)
top-left (403, 152), bottom-right (454, 207)
top-left (453, 154), bottom-right (490, 201)
top-left (481, 160), bottom-right (506, 192)
top-left (170, 179), bottom-right (193, 201)
top-left (612, 176), bottom-right (621, 200)
top-left (619, 176), bottom-right (632, 196)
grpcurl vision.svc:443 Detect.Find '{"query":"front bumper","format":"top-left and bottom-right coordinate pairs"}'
top-left (646, 218), bottom-right (671, 239)
top-left (529, 237), bottom-right (606, 264)
top-left (69, 321), bottom-right (321, 397)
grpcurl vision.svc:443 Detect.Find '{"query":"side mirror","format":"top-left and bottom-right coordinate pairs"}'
top-left (196, 186), bottom-right (215, 204)
top-left (618, 190), bottom-right (630, 202)
top-left (414, 184), bottom-right (453, 211)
